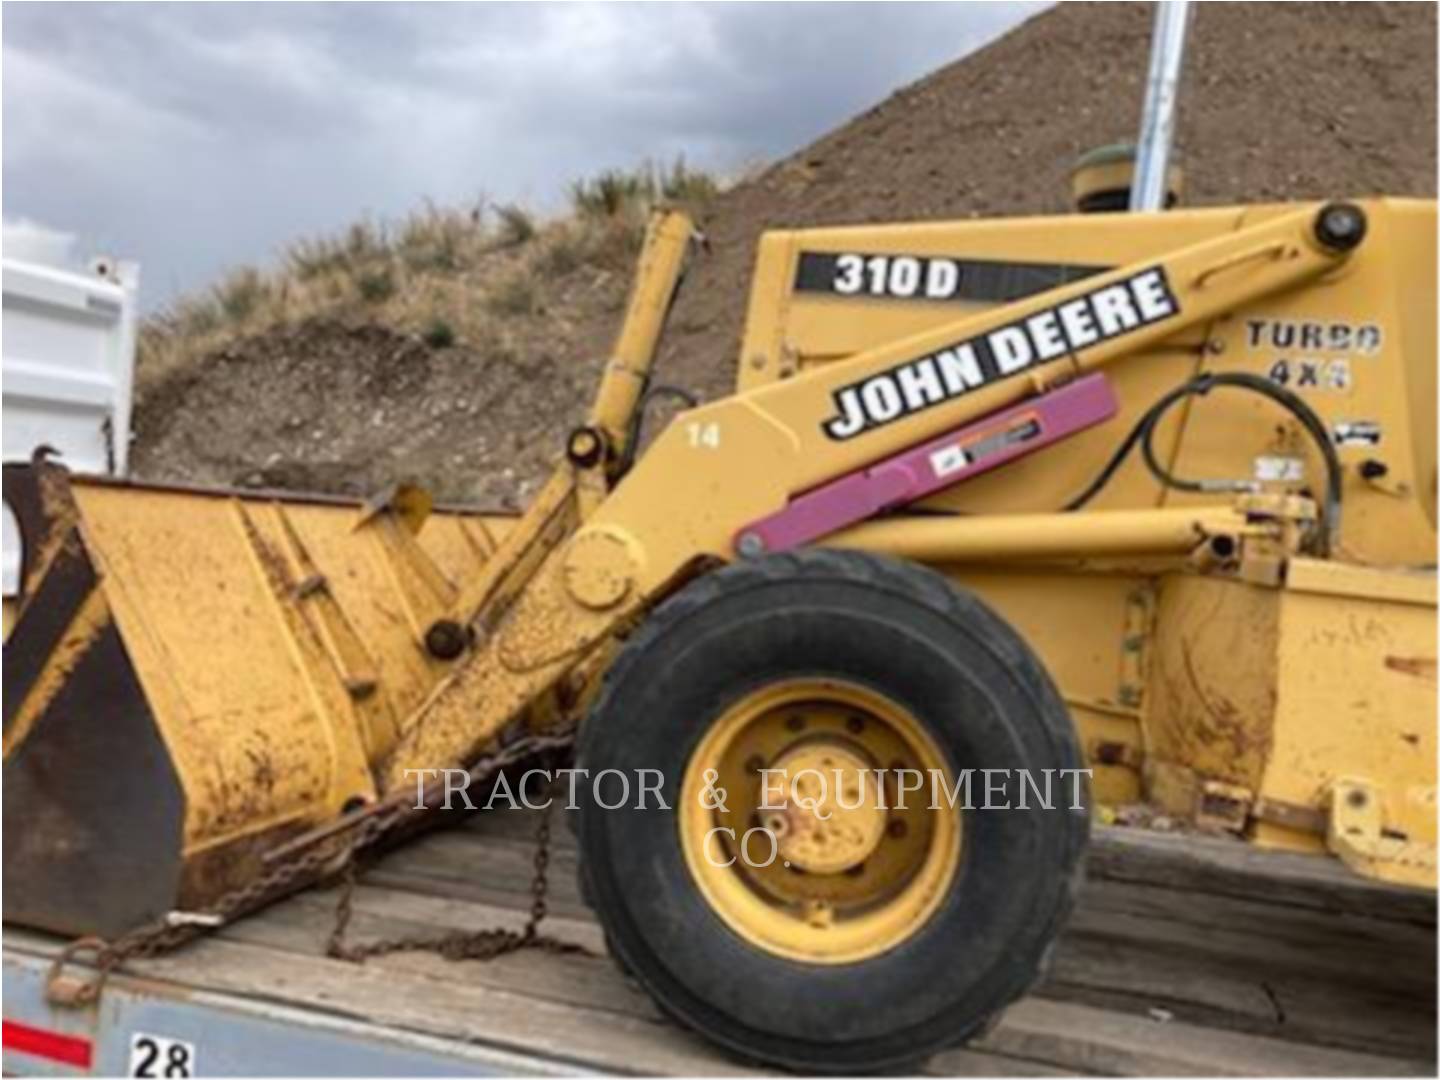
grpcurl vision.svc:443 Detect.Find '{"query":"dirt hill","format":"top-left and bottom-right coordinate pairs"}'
top-left (131, 1), bottom-right (1437, 506)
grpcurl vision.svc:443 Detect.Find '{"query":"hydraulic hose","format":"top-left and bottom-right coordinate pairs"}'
top-left (614, 383), bottom-right (701, 480)
top-left (1065, 371), bottom-right (1342, 556)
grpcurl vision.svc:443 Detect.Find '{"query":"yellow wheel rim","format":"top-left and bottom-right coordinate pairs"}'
top-left (679, 678), bottom-right (962, 964)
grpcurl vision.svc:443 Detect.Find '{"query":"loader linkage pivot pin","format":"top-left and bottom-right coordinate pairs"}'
top-left (566, 426), bottom-right (607, 469)
top-left (424, 619), bottom-right (470, 660)
top-left (736, 531), bottom-right (766, 559)
top-left (1314, 202), bottom-right (1367, 253)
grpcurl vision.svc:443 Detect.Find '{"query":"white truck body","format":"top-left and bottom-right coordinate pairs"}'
top-left (1, 256), bottom-right (140, 595)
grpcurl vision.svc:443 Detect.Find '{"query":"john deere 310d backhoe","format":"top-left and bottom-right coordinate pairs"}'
top-left (4, 180), bottom-right (1435, 1070)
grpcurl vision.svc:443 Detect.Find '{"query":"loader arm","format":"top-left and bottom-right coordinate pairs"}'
top-left (379, 202), bottom-right (1362, 790)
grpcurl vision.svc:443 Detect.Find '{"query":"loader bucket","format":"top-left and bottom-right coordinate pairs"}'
top-left (2, 462), bottom-right (507, 937)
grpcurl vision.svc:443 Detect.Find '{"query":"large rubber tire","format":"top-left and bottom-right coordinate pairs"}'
top-left (575, 550), bottom-right (1088, 1073)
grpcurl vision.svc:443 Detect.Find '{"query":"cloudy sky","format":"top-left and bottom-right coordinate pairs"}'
top-left (3, 2), bottom-right (1045, 308)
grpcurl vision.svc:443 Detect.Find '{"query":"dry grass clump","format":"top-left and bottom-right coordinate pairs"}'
top-left (492, 203), bottom-right (537, 248)
top-left (569, 157), bottom-right (718, 219)
top-left (136, 157), bottom-right (725, 392)
top-left (484, 269), bottom-right (540, 317)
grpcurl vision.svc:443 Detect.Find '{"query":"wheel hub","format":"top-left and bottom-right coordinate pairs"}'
top-left (678, 678), bottom-right (962, 964)
top-left (764, 741), bottom-right (885, 875)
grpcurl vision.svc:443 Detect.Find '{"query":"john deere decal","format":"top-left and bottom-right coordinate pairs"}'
top-left (822, 267), bottom-right (1178, 440)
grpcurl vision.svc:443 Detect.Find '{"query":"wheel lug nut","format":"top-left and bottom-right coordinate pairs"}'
top-left (745, 754), bottom-right (764, 773)
top-left (887, 820), bottom-right (907, 839)
top-left (786, 714), bottom-right (805, 732)
top-left (846, 715), bottom-right (865, 734)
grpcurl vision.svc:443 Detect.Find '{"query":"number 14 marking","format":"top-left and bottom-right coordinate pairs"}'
top-left (687, 422), bottom-right (721, 449)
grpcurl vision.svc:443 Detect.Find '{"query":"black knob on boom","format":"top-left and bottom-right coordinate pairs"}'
top-left (1314, 202), bottom-right (1367, 252)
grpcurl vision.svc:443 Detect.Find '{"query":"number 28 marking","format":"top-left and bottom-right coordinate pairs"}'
top-left (129, 1032), bottom-right (195, 1078)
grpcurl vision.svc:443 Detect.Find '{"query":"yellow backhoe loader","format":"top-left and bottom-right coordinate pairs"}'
top-left (4, 182), bottom-right (1435, 1071)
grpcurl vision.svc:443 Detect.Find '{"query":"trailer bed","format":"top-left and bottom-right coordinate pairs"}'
top-left (4, 808), bottom-right (1435, 1077)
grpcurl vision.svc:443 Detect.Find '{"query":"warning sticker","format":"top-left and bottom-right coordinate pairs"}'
top-left (1254, 455), bottom-right (1305, 482)
top-left (929, 444), bottom-right (971, 478)
top-left (1333, 421), bottom-right (1382, 447)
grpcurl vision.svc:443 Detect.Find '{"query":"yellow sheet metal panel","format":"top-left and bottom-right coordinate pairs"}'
top-left (1163, 200), bottom-right (1438, 566)
top-left (1266, 561), bottom-right (1436, 872)
top-left (1139, 560), bottom-right (1435, 883)
top-left (1285, 557), bottom-right (1436, 606)
top-left (951, 568), bottom-right (1146, 805)
top-left (1144, 573), bottom-right (1281, 796)
top-left (1388, 201), bottom-right (1437, 531)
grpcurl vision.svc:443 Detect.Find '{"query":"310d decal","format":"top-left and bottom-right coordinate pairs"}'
top-left (794, 251), bottom-right (1107, 304)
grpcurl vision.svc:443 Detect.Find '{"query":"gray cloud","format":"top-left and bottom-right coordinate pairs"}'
top-left (3, 2), bottom-right (1046, 308)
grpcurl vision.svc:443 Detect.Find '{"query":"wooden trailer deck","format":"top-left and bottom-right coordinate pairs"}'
top-left (4, 807), bottom-right (1435, 1076)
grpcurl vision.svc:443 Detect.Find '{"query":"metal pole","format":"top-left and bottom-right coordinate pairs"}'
top-left (1130, 1), bottom-right (1193, 212)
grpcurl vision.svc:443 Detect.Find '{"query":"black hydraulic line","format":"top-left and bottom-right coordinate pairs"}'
top-left (614, 383), bottom-right (701, 481)
top-left (1064, 371), bottom-right (1343, 556)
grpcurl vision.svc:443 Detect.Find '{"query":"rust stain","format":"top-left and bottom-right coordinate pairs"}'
top-left (178, 817), bottom-right (320, 911)
top-left (35, 463), bottom-right (84, 562)
top-left (244, 744), bottom-right (279, 795)
top-left (1385, 656), bottom-right (1437, 684)
top-left (1180, 638), bottom-right (1266, 762)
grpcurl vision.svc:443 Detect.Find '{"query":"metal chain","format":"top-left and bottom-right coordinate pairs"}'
top-left (326, 798), bottom-right (586, 963)
top-left (45, 829), bottom-right (358, 1006)
top-left (45, 732), bottom-right (578, 1005)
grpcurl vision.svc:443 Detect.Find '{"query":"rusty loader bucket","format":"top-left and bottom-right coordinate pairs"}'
top-left (3, 461), bottom-right (504, 937)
